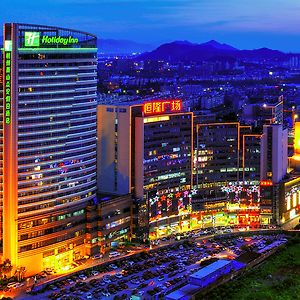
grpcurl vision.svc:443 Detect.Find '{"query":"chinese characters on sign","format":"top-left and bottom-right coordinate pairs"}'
top-left (4, 48), bottom-right (12, 125)
top-left (143, 100), bottom-right (182, 115)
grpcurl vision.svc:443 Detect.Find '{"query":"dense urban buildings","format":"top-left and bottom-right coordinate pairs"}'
top-left (1, 23), bottom-right (97, 274)
top-left (1, 22), bottom-right (300, 281)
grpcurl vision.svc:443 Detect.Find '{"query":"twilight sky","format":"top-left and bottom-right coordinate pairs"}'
top-left (2, 0), bottom-right (300, 52)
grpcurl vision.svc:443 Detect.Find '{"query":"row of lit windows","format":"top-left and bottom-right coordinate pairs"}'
top-left (101, 228), bottom-right (129, 241)
top-left (18, 133), bottom-right (96, 149)
top-left (18, 173), bottom-right (95, 195)
top-left (18, 121), bottom-right (96, 135)
top-left (18, 70), bottom-right (96, 80)
top-left (19, 229), bottom-right (85, 253)
top-left (18, 83), bottom-right (96, 94)
top-left (18, 104), bottom-right (96, 114)
top-left (19, 218), bottom-right (85, 241)
top-left (18, 209), bottom-right (85, 230)
top-left (18, 141), bottom-right (96, 157)
top-left (18, 152), bottom-right (96, 168)
top-left (19, 75), bottom-right (95, 85)
top-left (18, 190), bottom-right (95, 214)
top-left (18, 90), bottom-right (96, 101)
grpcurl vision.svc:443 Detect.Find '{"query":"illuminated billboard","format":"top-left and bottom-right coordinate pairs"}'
top-left (24, 31), bottom-right (79, 47)
top-left (221, 183), bottom-right (260, 204)
top-left (143, 99), bottom-right (182, 115)
top-left (148, 188), bottom-right (197, 222)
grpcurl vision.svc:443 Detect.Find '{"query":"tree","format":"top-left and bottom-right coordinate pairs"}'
top-left (1, 259), bottom-right (13, 279)
top-left (15, 267), bottom-right (26, 282)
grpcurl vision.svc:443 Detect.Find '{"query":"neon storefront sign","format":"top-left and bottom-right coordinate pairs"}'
top-left (143, 99), bottom-right (182, 115)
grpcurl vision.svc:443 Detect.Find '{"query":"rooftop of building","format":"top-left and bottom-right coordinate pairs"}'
top-left (11, 22), bottom-right (97, 38)
top-left (97, 193), bottom-right (132, 202)
top-left (165, 284), bottom-right (200, 300)
top-left (189, 259), bottom-right (232, 280)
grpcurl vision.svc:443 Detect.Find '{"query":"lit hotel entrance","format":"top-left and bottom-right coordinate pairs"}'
top-left (43, 250), bottom-right (73, 273)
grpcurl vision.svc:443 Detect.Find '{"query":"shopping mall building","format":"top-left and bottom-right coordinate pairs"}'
top-left (97, 100), bottom-right (195, 240)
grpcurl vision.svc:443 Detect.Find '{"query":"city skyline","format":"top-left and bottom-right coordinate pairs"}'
top-left (1, 0), bottom-right (300, 52)
top-left (1, 18), bottom-right (300, 299)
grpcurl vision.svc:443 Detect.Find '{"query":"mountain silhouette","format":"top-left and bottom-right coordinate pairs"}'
top-left (138, 40), bottom-right (287, 61)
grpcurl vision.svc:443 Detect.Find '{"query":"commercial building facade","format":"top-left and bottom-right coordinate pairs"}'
top-left (97, 100), bottom-right (194, 240)
top-left (192, 122), bottom-right (274, 227)
top-left (86, 194), bottom-right (132, 255)
top-left (97, 105), bottom-right (288, 239)
top-left (279, 177), bottom-right (300, 226)
top-left (2, 23), bottom-right (97, 274)
top-left (135, 102), bottom-right (193, 240)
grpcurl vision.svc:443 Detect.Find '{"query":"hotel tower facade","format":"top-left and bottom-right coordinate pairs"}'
top-left (2, 23), bottom-right (97, 274)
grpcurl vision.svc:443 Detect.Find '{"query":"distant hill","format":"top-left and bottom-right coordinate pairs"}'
top-left (201, 40), bottom-right (238, 51)
top-left (138, 40), bottom-right (288, 62)
top-left (237, 47), bottom-right (286, 60)
top-left (97, 39), bottom-right (153, 54)
top-left (0, 36), bottom-right (293, 61)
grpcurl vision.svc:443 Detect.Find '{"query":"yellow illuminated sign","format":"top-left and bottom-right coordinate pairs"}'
top-left (204, 202), bottom-right (226, 209)
top-left (295, 122), bottom-right (300, 154)
top-left (144, 116), bottom-right (170, 123)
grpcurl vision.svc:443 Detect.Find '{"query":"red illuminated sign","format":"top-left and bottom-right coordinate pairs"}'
top-left (143, 99), bottom-right (182, 115)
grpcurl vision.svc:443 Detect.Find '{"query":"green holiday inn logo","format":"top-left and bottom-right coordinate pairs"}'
top-left (24, 31), bottom-right (79, 47)
top-left (24, 32), bottom-right (40, 47)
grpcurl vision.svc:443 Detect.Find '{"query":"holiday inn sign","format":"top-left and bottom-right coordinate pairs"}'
top-left (24, 32), bottom-right (79, 47)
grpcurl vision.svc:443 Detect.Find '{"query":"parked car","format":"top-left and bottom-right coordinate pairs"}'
top-left (91, 270), bottom-right (99, 276)
top-left (92, 254), bottom-right (103, 260)
top-left (109, 251), bottom-right (121, 259)
top-left (79, 274), bottom-right (87, 280)
top-left (7, 282), bottom-right (18, 289)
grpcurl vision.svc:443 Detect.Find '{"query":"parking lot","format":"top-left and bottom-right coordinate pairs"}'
top-left (13, 231), bottom-right (287, 300)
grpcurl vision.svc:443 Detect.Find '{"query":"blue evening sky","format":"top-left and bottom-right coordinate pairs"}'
top-left (2, 0), bottom-right (300, 52)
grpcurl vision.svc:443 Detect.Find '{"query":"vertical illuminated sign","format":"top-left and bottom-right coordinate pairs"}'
top-left (295, 122), bottom-right (300, 154)
top-left (3, 23), bottom-right (19, 268)
top-left (4, 42), bottom-right (12, 124)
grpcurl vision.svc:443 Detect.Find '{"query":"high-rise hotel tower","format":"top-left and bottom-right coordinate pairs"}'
top-left (2, 23), bottom-right (97, 274)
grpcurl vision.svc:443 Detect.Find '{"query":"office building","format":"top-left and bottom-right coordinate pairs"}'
top-left (242, 98), bottom-right (284, 126)
top-left (1, 23), bottom-right (97, 274)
